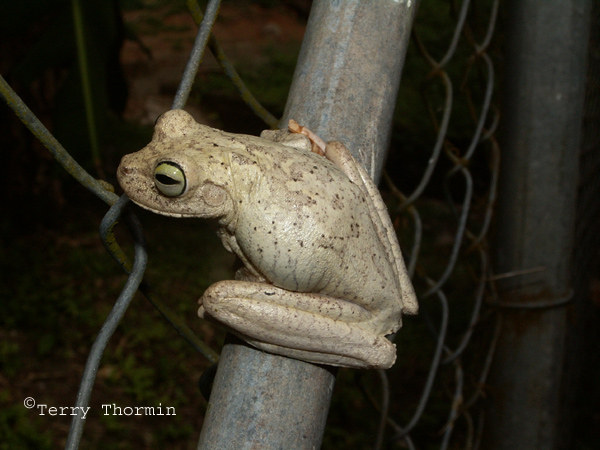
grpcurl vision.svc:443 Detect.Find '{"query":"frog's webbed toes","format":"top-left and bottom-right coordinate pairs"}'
top-left (287, 120), bottom-right (327, 156)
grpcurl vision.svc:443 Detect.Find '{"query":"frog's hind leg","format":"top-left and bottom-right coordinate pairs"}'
top-left (244, 337), bottom-right (396, 369)
top-left (199, 280), bottom-right (397, 369)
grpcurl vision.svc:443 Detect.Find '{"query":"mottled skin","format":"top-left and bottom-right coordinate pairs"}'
top-left (117, 109), bottom-right (417, 369)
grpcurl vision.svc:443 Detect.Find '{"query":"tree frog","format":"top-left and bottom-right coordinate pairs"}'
top-left (117, 109), bottom-right (418, 369)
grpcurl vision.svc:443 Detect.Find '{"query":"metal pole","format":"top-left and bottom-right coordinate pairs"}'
top-left (282, 0), bottom-right (418, 178)
top-left (196, 1), bottom-right (418, 448)
top-left (484, 0), bottom-right (591, 448)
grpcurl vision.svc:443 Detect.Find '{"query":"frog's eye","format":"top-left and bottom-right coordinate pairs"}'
top-left (154, 162), bottom-right (187, 197)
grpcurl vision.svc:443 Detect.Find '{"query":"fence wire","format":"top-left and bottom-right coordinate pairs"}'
top-left (2, 1), bottom-right (504, 449)
top-left (368, 1), bottom-right (501, 448)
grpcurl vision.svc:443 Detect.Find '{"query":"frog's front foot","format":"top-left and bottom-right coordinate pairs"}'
top-left (198, 281), bottom-right (397, 369)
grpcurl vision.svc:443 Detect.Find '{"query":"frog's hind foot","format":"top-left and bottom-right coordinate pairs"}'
top-left (288, 120), bottom-right (327, 156)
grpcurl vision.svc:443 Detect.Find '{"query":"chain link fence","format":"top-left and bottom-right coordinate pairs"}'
top-left (376, 1), bottom-right (500, 448)
top-left (0, 0), bottom-right (546, 448)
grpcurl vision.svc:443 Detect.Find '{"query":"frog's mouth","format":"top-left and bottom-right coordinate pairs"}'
top-left (128, 196), bottom-right (188, 218)
top-left (116, 163), bottom-right (179, 217)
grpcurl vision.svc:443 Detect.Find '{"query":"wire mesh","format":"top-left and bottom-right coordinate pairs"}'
top-left (65, 195), bottom-right (147, 450)
top-left (372, 1), bottom-right (501, 448)
top-left (1, 1), bottom-right (505, 449)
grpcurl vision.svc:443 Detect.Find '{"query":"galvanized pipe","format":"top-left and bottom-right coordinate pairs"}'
top-left (484, 0), bottom-right (592, 448)
top-left (196, 1), bottom-right (418, 448)
top-left (281, 0), bottom-right (419, 179)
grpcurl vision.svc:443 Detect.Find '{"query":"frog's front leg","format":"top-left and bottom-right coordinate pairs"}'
top-left (198, 281), bottom-right (398, 369)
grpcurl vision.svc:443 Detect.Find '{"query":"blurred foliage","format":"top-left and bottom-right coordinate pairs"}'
top-left (0, 399), bottom-right (53, 450)
top-left (0, 204), bottom-right (229, 448)
top-left (193, 43), bottom-right (300, 131)
top-left (1, 0), bottom-right (128, 169)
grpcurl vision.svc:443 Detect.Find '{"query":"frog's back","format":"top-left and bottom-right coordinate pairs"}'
top-left (233, 143), bottom-right (403, 326)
